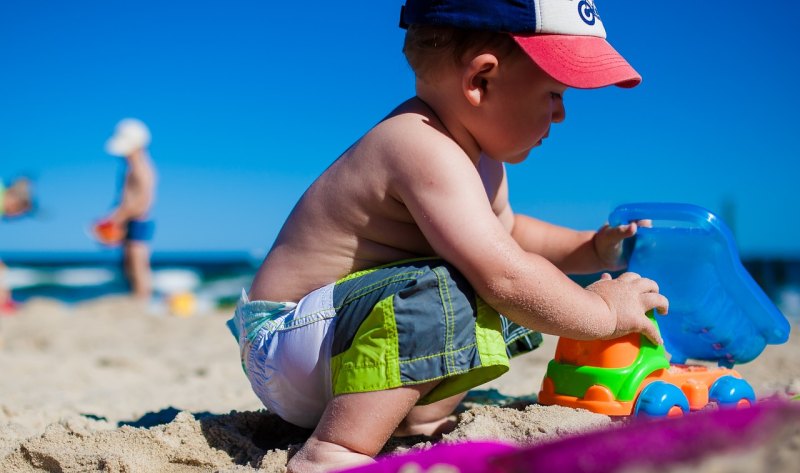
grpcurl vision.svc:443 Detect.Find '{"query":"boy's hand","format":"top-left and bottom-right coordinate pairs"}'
top-left (593, 220), bottom-right (651, 271)
top-left (586, 272), bottom-right (668, 344)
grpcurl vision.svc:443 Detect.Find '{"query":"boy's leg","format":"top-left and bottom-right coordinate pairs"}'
top-left (288, 380), bottom-right (440, 473)
top-left (124, 241), bottom-right (152, 300)
top-left (284, 260), bottom-right (542, 471)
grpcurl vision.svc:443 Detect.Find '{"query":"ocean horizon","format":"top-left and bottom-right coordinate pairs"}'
top-left (2, 250), bottom-right (261, 306)
top-left (2, 251), bottom-right (799, 320)
top-left (0, 249), bottom-right (263, 266)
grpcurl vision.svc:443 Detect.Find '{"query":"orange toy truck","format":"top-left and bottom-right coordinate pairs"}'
top-left (539, 203), bottom-right (789, 417)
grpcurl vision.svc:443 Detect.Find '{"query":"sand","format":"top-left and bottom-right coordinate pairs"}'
top-left (1, 297), bottom-right (798, 472)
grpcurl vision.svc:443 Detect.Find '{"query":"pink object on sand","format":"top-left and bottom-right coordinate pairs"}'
top-left (335, 441), bottom-right (517, 473)
top-left (491, 400), bottom-right (800, 473)
top-left (337, 400), bottom-right (800, 473)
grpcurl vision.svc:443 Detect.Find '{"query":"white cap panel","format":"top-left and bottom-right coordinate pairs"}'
top-left (534, 0), bottom-right (607, 38)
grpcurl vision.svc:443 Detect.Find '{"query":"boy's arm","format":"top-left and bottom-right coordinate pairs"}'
top-left (389, 134), bottom-right (665, 342)
top-left (511, 214), bottom-right (648, 274)
top-left (492, 167), bottom-right (625, 275)
top-left (510, 214), bottom-right (602, 274)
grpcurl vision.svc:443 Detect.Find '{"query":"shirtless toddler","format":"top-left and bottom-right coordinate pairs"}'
top-left (229, 2), bottom-right (668, 472)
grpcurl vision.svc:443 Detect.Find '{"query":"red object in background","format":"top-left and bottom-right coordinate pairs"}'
top-left (1, 298), bottom-right (17, 315)
top-left (92, 219), bottom-right (126, 246)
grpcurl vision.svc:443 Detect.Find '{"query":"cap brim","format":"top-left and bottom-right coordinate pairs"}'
top-left (512, 35), bottom-right (641, 89)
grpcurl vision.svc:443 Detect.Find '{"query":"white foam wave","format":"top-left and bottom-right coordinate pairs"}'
top-left (198, 276), bottom-right (252, 298)
top-left (5, 268), bottom-right (49, 289)
top-left (51, 268), bottom-right (117, 287)
top-left (152, 269), bottom-right (201, 294)
top-left (777, 285), bottom-right (800, 319)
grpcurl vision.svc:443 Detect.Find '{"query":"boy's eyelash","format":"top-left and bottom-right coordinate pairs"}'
top-left (550, 92), bottom-right (562, 99)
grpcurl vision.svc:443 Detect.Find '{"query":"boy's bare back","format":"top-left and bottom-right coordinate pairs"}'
top-left (250, 98), bottom-right (510, 303)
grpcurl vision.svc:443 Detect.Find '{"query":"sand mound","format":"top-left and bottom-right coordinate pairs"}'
top-left (1, 297), bottom-right (798, 472)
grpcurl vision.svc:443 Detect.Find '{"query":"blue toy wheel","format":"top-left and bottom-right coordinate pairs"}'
top-left (709, 375), bottom-right (756, 408)
top-left (634, 381), bottom-right (690, 417)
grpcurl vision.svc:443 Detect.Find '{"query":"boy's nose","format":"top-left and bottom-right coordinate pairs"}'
top-left (551, 97), bottom-right (565, 123)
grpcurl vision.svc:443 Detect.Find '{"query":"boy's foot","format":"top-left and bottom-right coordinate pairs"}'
top-left (288, 437), bottom-right (374, 473)
top-left (290, 381), bottom-right (446, 472)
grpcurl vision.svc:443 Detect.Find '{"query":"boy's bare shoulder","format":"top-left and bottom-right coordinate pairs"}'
top-left (360, 99), bottom-right (469, 173)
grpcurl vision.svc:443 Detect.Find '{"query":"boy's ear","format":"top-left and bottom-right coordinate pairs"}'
top-left (463, 53), bottom-right (499, 107)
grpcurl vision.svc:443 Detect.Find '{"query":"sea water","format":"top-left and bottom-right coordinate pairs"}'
top-left (3, 252), bottom-right (800, 320)
top-left (2, 250), bottom-right (259, 308)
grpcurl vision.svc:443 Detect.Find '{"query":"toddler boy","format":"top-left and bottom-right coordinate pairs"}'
top-left (229, 1), bottom-right (668, 472)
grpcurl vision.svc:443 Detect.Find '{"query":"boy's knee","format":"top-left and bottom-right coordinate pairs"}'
top-left (395, 391), bottom-right (465, 437)
top-left (394, 414), bottom-right (457, 438)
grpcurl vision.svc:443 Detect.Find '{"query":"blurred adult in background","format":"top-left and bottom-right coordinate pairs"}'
top-left (98, 119), bottom-right (157, 301)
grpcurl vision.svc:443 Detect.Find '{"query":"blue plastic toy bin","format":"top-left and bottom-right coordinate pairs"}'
top-left (608, 203), bottom-right (790, 367)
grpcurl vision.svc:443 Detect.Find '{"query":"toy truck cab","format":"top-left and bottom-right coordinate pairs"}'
top-left (539, 203), bottom-right (790, 417)
top-left (539, 317), bottom-right (754, 416)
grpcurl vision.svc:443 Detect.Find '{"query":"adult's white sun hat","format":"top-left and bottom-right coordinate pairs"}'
top-left (105, 118), bottom-right (151, 156)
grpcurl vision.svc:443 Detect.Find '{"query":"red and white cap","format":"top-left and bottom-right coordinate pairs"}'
top-left (401, 0), bottom-right (641, 89)
top-left (512, 0), bottom-right (640, 89)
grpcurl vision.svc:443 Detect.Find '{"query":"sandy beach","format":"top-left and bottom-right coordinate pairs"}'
top-left (1, 297), bottom-right (798, 472)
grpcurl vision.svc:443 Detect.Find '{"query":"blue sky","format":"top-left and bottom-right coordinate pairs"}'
top-left (1, 1), bottom-right (799, 259)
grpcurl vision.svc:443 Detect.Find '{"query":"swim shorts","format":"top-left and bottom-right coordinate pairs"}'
top-left (227, 258), bottom-right (542, 428)
top-left (126, 219), bottom-right (155, 242)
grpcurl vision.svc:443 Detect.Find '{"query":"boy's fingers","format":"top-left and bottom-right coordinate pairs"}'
top-left (655, 294), bottom-right (670, 315)
top-left (636, 219), bottom-right (653, 228)
top-left (642, 325), bottom-right (663, 345)
top-left (600, 272), bottom-right (612, 281)
top-left (615, 223), bottom-right (634, 237)
top-left (616, 272), bottom-right (641, 282)
top-left (634, 277), bottom-right (660, 294)
top-left (624, 222), bottom-right (636, 235)
top-left (642, 293), bottom-right (669, 315)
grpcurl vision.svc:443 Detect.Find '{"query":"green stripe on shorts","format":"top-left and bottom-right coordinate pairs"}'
top-left (330, 295), bottom-right (402, 393)
top-left (328, 259), bottom-right (540, 404)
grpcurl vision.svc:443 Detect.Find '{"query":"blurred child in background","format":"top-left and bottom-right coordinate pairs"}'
top-left (1, 177), bottom-right (34, 311)
top-left (99, 119), bottom-right (157, 301)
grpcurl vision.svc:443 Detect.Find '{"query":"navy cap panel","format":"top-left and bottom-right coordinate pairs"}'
top-left (402, 0), bottom-right (537, 33)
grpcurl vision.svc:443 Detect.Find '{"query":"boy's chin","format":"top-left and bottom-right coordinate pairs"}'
top-left (483, 147), bottom-right (533, 164)
top-left (504, 149), bottom-right (533, 164)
